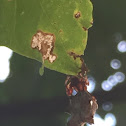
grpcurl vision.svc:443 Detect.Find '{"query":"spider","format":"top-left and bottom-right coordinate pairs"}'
top-left (65, 75), bottom-right (89, 96)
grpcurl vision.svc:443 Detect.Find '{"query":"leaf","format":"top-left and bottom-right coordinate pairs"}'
top-left (0, 0), bottom-right (93, 75)
top-left (67, 91), bottom-right (98, 126)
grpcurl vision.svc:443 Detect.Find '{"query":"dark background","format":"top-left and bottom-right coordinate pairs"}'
top-left (0, 0), bottom-right (126, 125)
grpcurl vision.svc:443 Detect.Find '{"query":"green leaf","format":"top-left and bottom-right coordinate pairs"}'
top-left (0, 0), bottom-right (93, 75)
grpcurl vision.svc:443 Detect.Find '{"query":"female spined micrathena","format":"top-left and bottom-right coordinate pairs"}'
top-left (65, 74), bottom-right (89, 96)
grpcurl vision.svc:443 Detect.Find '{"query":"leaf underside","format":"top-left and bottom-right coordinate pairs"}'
top-left (0, 0), bottom-right (93, 75)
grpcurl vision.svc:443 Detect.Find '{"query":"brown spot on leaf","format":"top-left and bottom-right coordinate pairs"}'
top-left (59, 29), bottom-right (63, 33)
top-left (31, 30), bottom-right (56, 63)
top-left (68, 52), bottom-right (88, 75)
top-left (68, 52), bottom-right (81, 60)
top-left (90, 21), bottom-right (93, 25)
top-left (74, 12), bottom-right (81, 18)
top-left (90, 19), bottom-right (93, 25)
top-left (83, 27), bottom-right (88, 31)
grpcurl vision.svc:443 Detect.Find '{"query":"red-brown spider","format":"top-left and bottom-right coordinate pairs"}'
top-left (65, 74), bottom-right (89, 96)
